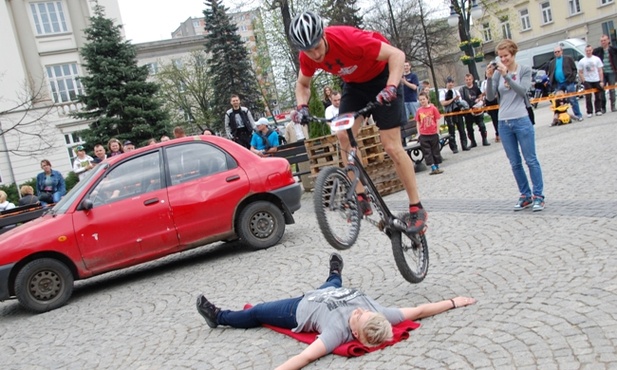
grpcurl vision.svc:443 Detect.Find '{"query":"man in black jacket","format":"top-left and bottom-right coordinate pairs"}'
top-left (224, 95), bottom-right (256, 149)
top-left (593, 34), bottom-right (617, 113)
top-left (547, 45), bottom-right (583, 121)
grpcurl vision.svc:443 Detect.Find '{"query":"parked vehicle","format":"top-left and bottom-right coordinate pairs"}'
top-left (0, 136), bottom-right (302, 313)
top-left (516, 38), bottom-right (586, 71)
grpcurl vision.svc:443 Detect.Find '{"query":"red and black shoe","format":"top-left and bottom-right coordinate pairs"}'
top-left (405, 207), bottom-right (427, 234)
top-left (357, 193), bottom-right (373, 216)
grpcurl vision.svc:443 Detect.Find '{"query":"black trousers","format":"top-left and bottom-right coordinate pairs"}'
top-left (419, 134), bottom-right (442, 166)
top-left (583, 81), bottom-right (605, 114)
top-left (464, 114), bottom-right (488, 143)
top-left (446, 114), bottom-right (467, 150)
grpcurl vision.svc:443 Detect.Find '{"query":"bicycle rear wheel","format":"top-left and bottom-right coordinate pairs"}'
top-left (313, 166), bottom-right (361, 250)
top-left (390, 214), bottom-right (429, 283)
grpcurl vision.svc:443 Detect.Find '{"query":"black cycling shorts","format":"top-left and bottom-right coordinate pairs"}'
top-left (338, 65), bottom-right (406, 130)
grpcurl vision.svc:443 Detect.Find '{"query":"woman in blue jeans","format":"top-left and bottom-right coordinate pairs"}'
top-left (36, 159), bottom-right (66, 206)
top-left (486, 39), bottom-right (545, 211)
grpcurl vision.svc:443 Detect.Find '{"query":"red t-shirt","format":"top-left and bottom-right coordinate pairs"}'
top-left (299, 26), bottom-right (388, 83)
top-left (415, 105), bottom-right (441, 136)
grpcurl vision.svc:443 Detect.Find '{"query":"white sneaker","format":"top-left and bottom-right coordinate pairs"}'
top-left (596, 112), bottom-right (603, 116)
top-left (586, 113), bottom-right (593, 118)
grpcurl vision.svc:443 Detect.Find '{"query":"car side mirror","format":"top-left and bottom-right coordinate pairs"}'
top-left (80, 199), bottom-right (93, 211)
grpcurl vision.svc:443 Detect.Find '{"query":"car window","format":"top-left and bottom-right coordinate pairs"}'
top-left (90, 151), bottom-right (161, 207)
top-left (166, 142), bottom-right (229, 186)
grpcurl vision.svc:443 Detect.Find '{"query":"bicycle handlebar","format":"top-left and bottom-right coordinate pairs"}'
top-left (304, 101), bottom-right (380, 125)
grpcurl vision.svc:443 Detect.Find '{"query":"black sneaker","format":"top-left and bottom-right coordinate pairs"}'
top-left (196, 294), bottom-right (220, 328)
top-left (357, 194), bottom-right (373, 216)
top-left (329, 253), bottom-right (344, 276)
top-left (405, 208), bottom-right (428, 234)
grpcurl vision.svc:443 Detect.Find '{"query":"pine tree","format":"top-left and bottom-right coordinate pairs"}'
top-left (203, 0), bottom-right (261, 123)
top-left (73, 3), bottom-right (169, 147)
top-left (322, 0), bottom-right (363, 28)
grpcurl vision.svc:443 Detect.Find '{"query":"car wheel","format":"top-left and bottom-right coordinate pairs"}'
top-left (237, 201), bottom-right (285, 250)
top-left (15, 258), bottom-right (74, 313)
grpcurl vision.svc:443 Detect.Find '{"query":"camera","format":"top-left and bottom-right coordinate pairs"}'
top-left (489, 60), bottom-right (497, 67)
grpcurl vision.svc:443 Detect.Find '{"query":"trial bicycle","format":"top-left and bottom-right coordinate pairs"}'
top-left (309, 103), bottom-right (429, 283)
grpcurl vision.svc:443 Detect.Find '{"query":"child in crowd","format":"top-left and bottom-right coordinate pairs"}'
top-left (550, 90), bottom-right (574, 126)
top-left (415, 92), bottom-right (443, 175)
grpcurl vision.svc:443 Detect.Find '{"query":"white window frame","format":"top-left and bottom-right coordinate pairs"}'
top-left (481, 23), bottom-right (492, 42)
top-left (568, 0), bottom-right (581, 15)
top-left (519, 9), bottom-right (531, 31)
top-left (46, 63), bottom-right (83, 103)
top-left (541, 2), bottom-right (553, 24)
top-left (600, 0), bottom-right (614, 5)
top-left (500, 16), bottom-right (511, 39)
top-left (146, 62), bottom-right (159, 75)
top-left (30, 1), bottom-right (69, 35)
top-left (64, 132), bottom-right (85, 164)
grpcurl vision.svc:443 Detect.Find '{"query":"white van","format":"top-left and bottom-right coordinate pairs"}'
top-left (516, 38), bottom-right (587, 71)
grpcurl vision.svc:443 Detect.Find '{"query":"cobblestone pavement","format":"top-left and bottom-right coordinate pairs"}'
top-left (1, 104), bottom-right (616, 369)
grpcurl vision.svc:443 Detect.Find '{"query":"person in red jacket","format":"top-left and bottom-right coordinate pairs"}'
top-left (289, 11), bottom-right (426, 233)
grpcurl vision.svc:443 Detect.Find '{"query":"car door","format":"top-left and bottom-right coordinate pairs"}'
top-left (73, 151), bottom-right (178, 274)
top-left (164, 142), bottom-right (249, 247)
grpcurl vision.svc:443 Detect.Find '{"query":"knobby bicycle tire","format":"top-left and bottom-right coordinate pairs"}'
top-left (313, 166), bottom-right (361, 250)
top-left (390, 214), bottom-right (429, 283)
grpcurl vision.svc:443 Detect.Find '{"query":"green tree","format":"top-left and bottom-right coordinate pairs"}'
top-left (154, 51), bottom-right (216, 133)
top-left (308, 81), bottom-right (330, 138)
top-left (203, 0), bottom-right (262, 123)
top-left (322, 0), bottom-right (363, 27)
top-left (73, 3), bottom-right (169, 147)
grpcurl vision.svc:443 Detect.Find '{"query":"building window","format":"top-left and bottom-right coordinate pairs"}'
top-left (600, 0), bottom-right (614, 5)
top-left (481, 23), bottom-right (492, 42)
top-left (519, 9), bottom-right (531, 31)
top-left (568, 0), bottom-right (581, 15)
top-left (64, 132), bottom-right (85, 163)
top-left (30, 1), bottom-right (68, 35)
top-left (602, 21), bottom-right (616, 44)
top-left (172, 59), bottom-right (183, 69)
top-left (541, 2), bottom-right (553, 24)
top-left (192, 20), bottom-right (200, 28)
top-left (500, 16), bottom-right (511, 39)
top-left (146, 62), bottom-right (158, 75)
top-left (46, 63), bottom-right (83, 103)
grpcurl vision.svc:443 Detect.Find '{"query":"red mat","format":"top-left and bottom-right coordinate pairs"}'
top-left (244, 303), bottom-right (420, 357)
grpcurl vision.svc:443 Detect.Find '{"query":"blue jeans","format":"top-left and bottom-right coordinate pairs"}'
top-left (499, 116), bottom-right (544, 198)
top-left (404, 101), bottom-right (419, 120)
top-left (556, 82), bottom-right (581, 118)
top-left (217, 274), bottom-right (343, 329)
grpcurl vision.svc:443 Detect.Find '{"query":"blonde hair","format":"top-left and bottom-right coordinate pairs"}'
top-left (496, 39), bottom-right (518, 57)
top-left (20, 185), bottom-right (34, 196)
top-left (358, 313), bottom-right (393, 347)
top-left (0, 190), bottom-right (7, 202)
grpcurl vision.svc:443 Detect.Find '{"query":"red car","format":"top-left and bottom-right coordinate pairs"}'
top-left (0, 136), bottom-right (302, 313)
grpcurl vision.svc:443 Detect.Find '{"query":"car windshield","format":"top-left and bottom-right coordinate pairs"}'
top-left (51, 163), bottom-right (108, 214)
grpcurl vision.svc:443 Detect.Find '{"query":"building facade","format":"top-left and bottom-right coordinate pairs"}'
top-left (0, 0), bottom-right (123, 187)
top-left (475, 0), bottom-right (617, 58)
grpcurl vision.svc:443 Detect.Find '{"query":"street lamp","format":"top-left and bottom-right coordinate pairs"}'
top-left (447, 0), bottom-right (483, 81)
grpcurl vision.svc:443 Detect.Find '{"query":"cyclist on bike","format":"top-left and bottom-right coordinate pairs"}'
top-left (289, 11), bottom-right (427, 233)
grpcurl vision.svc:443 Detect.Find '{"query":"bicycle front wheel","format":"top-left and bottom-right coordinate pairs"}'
top-left (391, 214), bottom-right (429, 283)
top-left (313, 166), bottom-right (361, 250)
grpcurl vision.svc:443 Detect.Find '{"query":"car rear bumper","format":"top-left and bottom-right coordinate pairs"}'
top-left (272, 182), bottom-right (302, 214)
top-left (0, 263), bottom-right (15, 301)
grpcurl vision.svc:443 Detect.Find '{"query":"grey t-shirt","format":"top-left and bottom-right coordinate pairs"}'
top-left (486, 64), bottom-right (532, 121)
top-left (293, 287), bottom-right (404, 353)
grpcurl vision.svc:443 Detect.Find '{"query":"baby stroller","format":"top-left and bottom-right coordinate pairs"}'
top-left (550, 91), bottom-right (573, 126)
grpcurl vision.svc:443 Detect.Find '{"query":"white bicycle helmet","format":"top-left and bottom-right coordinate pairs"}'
top-left (289, 11), bottom-right (324, 50)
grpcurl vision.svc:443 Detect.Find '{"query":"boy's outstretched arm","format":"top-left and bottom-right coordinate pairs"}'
top-left (275, 338), bottom-right (328, 370)
top-left (400, 296), bottom-right (476, 321)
